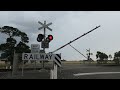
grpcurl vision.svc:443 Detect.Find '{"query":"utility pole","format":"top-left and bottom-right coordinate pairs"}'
top-left (43, 21), bottom-right (46, 68)
top-left (86, 48), bottom-right (90, 60)
top-left (86, 48), bottom-right (93, 64)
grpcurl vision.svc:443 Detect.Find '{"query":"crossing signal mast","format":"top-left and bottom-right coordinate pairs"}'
top-left (86, 48), bottom-right (93, 60)
top-left (38, 21), bottom-right (53, 68)
top-left (38, 21), bottom-right (53, 49)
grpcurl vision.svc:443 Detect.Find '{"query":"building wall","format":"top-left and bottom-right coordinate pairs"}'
top-left (0, 60), bottom-right (5, 64)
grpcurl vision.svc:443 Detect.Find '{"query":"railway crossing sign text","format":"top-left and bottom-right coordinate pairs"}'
top-left (22, 53), bottom-right (54, 60)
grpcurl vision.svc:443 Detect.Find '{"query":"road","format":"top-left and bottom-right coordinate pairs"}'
top-left (58, 64), bottom-right (120, 79)
top-left (1, 63), bottom-right (120, 79)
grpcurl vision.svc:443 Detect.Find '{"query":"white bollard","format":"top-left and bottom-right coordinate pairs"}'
top-left (10, 66), bottom-right (11, 69)
top-left (6, 66), bottom-right (8, 69)
top-left (50, 64), bottom-right (58, 79)
top-left (50, 69), bottom-right (54, 79)
top-left (53, 64), bottom-right (57, 79)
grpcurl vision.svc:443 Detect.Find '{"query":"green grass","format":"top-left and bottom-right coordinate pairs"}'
top-left (62, 61), bottom-right (117, 65)
top-left (0, 64), bottom-right (7, 69)
top-left (0, 60), bottom-right (119, 69)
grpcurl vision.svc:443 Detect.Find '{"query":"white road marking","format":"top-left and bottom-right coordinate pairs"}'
top-left (73, 72), bottom-right (120, 76)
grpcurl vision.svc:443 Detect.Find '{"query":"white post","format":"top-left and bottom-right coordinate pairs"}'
top-left (10, 66), bottom-right (11, 69)
top-left (6, 66), bottom-right (8, 69)
top-left (53, 64), bottom-right (57, 79)
top-left (50, 63), bottom-right (58, 79)
top-left (50, 60), bottom-right (54, 79)
top-left (50, 69), bottom-right (54, 79)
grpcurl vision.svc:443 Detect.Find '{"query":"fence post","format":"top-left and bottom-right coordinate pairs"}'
top-left (12, 53), bottom-right (19, 76)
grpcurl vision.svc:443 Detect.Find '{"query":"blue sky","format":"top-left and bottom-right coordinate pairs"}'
top-left (0, 11), bottom-right (120, 61)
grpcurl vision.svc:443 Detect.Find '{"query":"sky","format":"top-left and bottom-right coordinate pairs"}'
top-left (0, 11), bottom-right (120, 61)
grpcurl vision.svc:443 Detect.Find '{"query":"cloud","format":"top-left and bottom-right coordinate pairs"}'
top-left (0, 11), bottom-right (120, 61)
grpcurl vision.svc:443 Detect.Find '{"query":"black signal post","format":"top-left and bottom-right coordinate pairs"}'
top-left (38, 21), bottom-right (52, 69)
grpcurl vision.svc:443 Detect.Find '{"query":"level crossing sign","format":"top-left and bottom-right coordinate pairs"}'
top-left (22, 53), bottom-right (61, 67)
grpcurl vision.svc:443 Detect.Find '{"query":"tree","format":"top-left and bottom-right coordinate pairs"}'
top-left (96, 51), bottom-right (108, 64)
top-left (114, 51), bottom-right (120, 64)
top-left (0, 26), bottom-right (30, 66)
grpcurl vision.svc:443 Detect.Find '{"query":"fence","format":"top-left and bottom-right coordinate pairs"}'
top-left (0, 53), bottom-right (54, 79)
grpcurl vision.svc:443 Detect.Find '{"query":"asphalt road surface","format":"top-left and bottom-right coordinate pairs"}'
top-left (1, 63), bottom-right (120, 79)
top-left (58, 64), bottom-right (120, 79)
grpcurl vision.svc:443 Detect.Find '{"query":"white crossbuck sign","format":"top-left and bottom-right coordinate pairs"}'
top-left (38, 21), bottom-right (52, 31)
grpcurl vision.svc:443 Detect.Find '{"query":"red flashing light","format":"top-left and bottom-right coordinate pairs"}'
top-left (48, 35), bottom-right (53, 41)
